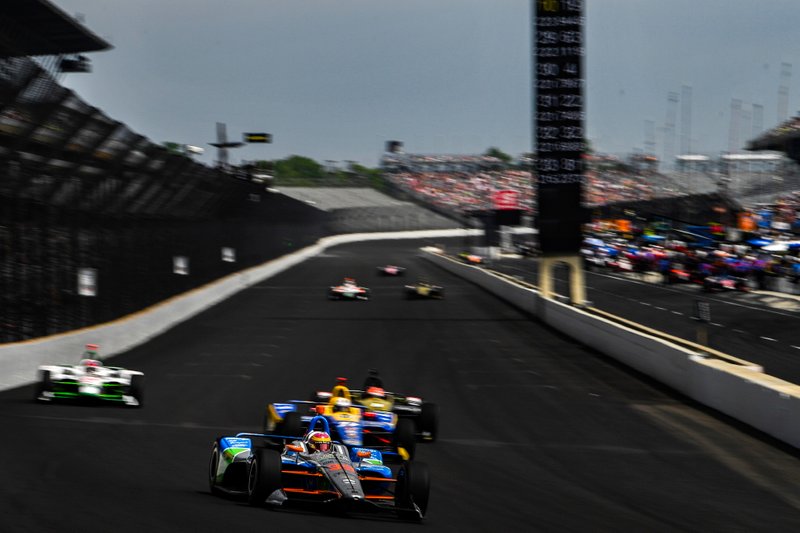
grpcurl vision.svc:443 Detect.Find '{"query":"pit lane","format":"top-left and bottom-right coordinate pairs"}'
top-left (1, 239), bottom-right (799, 532)
top-left (492, 256), bottom-right (800, 383)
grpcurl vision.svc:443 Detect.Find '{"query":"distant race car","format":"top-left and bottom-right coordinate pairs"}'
top-left (209, 415), bottom-right (430, 520)
top-left (703, 274), bottom-right (749, 292)
top-left (458, 252), bottom-right (484, 265)
top-left (404, 280), bottom-right (445, 300)
top-left (328, 277), bottom-right (371, 300)
top-left (34, 344), bottom-right (144, 407)
top-left (377, 265), bottom-right (406, 276)
top-left (265, 379), bottom-right (419, 459)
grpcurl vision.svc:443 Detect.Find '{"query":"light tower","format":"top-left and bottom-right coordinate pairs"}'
top-left (208, 122), bottom-right (244, 168)
top-left (778, 62), bottom-right (792, 124)
top-left (663, 91), bottom-right (679, 171)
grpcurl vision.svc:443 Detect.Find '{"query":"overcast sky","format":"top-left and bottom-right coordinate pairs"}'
top-left (54, 0), bottom-right (800, 167)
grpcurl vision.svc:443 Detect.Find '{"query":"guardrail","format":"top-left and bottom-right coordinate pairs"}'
top-left (422, 251), bottom-right (800, 449)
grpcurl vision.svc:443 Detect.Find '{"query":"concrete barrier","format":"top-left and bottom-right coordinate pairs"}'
top-left (0, 228), bottom-right (480, 391)
top-left (422, 250), bottom-right (800, 448)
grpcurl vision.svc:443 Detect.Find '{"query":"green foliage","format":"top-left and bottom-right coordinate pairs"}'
top-left (274, 155), bottom-right (325, 180)
top-left (162, 141), bottom-right (183, 155)
top-left (484, 147), bottom-right (512, 163)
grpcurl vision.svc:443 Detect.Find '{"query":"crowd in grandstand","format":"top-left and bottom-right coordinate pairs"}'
top-left (383, 153), bottom-right (684, 217)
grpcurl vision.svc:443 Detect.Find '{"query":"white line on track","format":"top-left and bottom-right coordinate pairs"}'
top-left (760, 337), bottom-right (778, 342)
top-left (580, 268), bottom-right (800, 319)
top-left (167, 373), bottom-right (253, 379)
top-left (0, 413), bottom-right (246, 430)
top-left (671, 311), bottom-right (684, 316)
top-left (792, 346), bottom-right (800, 350)
top-left (655, 306), bottom-right (667, 311)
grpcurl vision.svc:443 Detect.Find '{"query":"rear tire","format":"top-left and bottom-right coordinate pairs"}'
top-left (394, 418), bottom-right (417, 459)
top-left (34, 370), bottom-right (51, 402)
top-left (418, 402), bottom-right (439, 442)
top-left (247, 448), bottom-right (282, 506)
top-left (276, 411), bottom-right (302, 438)
top-left (396, 461), bottom-right (430, 520)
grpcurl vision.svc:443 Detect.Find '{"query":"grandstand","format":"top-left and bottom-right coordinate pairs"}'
top-left (278, 187), bottom-right (460, 234)
top-left (279, 187), bottom-right (411, 211)
top-left (0, 1), bottom-right (332, 342)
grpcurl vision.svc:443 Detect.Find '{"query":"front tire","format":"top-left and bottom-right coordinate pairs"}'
top-left (396, 461), bottom-right (430, 520)
top-left (418, 402), bottom-right (439, 442)
top-left (394, 418), bottom-right (417, 459)
top-left (129, 374), bottom-right (144, 407)
top-left (208, 440), bottom-right (223, 495)
top-left (247, 449), bottom-right (282, 506)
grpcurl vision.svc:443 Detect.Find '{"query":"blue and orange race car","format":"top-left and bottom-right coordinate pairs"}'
top-left (264, 378), bottom-right (423, 460)
top-left (210, 415), bottom-right (430, 520)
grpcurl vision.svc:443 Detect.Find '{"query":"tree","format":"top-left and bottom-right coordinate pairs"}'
top-left (162, 141), bottom-right (184, 155)
top-left (274, 155), bottom-right (325, 180)
top-left (484, 147), bottom-right (512, 163)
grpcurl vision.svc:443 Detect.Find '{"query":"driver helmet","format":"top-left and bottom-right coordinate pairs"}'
top-left (83, 359), bottom-right (102, 373)
top-left (332, 397), bottom-right (352, 413)
top-left (365, 386), bottom-right (386, 399)
top-left (84, 343), bottom-right (100, 358)
top-left (305, 431), bottom-right (332, 453)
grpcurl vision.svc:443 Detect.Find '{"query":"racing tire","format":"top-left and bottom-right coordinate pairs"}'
top-left (129, 374), bottom-right (144, 407)
top-left (394, 418), bottom-right (417, 460)
top-left (208, 440), bottom-right (224, 496)
top-left (418, 402), bottom-right (439, 442)
top-left (34, 370), bottom-right (51, 402)
top-left (395, 461), bottom-right (430, 521)
top-left (275, 411), bottom-right (302, 438)
top-left (247, 448), bottom-right (282, 506)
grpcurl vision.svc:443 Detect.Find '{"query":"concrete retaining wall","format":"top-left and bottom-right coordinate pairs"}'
top-left (0, 229), bottom-right (479, 391)
top-left (422, 251), bottom-right (800, 449)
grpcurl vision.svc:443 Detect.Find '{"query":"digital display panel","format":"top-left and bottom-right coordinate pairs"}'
top-left (535, 0), bottom-right (585, 253)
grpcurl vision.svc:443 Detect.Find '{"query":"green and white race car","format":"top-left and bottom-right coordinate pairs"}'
top-left (34, 344), bottom-right (144, 407)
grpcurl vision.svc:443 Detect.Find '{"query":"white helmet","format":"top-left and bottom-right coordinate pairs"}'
top-left (332, 397), bottom-right (351, 413)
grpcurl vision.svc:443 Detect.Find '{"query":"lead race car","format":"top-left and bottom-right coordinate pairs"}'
top-left (209, 415), bottom-right (430, 520)
top-left (377, 264), bottom-right (406, 276)
top-left (328, 277), bottom-right (371, 300)
top-left (34, 344), bottom-right (144, 406)
top-left (264, 378), bottom-right (420, 459)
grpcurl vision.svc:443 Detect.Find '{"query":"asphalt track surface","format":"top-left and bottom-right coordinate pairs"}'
top-left (494, 258), bottom-right (800, 384)
top-left (2, 239), bottom-right (800, 532)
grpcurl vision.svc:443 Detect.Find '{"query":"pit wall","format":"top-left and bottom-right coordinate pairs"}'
top-left (422, 251), bottom-right (800, 449)
top-left (0, 229), bottom-right (479, 392)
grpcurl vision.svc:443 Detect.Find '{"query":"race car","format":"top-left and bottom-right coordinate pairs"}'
top-left (703, 274), bottom-right (749, 292)
top-left (404, 280), bottom-right (445, 299)
top-left (328, 277), bottom-right (371, 300)
top-left (34, 344), bottom-right (144, 407)
top-left (209, 415), bottom-right (430, 520)
top-left (458, 251), bottom-right (484, 265)
top-left (264, 379), bottom-right (418, 459)
top-left (312, 372), bottom-right (439, 443)
top-left (377, 265), bottom-right (406, 276)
